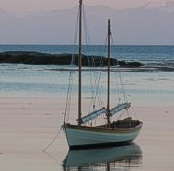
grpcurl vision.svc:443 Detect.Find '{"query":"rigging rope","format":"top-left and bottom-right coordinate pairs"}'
top-left (110, 35), bottom-right (131, 118)
top-left (64, 4), bottom-right (80, 123)
top-left (82, 3), bottom-right (105, 120)
top-left (111, 35), bottom-right (128, 104)
top-left (42, 128), bottom-right (61, 152)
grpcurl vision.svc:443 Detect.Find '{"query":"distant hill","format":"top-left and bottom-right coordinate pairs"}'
top-left (0, 4), bottom-right (174, 45)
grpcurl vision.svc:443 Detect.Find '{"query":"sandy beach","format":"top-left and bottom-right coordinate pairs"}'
top-left (0, 97), bottom-right (67, 171)
top-left (0, 96), bottom-right (174, 171)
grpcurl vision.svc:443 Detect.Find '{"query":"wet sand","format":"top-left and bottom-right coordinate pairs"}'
top-left (0, 97), bottom-right (174, 170)
top-left (0, 97), bottom-right (67, 171)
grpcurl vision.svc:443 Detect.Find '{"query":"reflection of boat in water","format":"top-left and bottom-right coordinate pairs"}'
top-left (63, 144), bottom-right (142, 170)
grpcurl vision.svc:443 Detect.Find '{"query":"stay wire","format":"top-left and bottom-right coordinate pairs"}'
top-left (111, 35), bottom-right (128, 103)
top-left (82, 4), bottom-right (102, 113)
top-left (111, 35), bottom-right (130, 118)
top-left (110, 36), bottom-right (122, 104)
top-left (84, 4), bottom-right (105, 110)
top-left (65, 4), bottom-right (80, 123)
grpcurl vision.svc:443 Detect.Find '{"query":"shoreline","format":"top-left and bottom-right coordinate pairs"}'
top-left (1, 63), bottom-right (174, 72)
top-left (45, 66), bottom-right (174, 72)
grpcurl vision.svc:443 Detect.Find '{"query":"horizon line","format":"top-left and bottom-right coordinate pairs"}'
top-left (0, 44), bottom-right (174, 46)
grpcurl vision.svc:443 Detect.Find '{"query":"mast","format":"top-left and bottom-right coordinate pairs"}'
top-left (107, 19), bottom-right (111, 125)
top-left (78, 0), bottom-right (82, 125)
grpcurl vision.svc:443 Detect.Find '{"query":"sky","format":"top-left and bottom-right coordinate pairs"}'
top-left (0, 0), bottom-right (171, 12)
top-left (0, 0), bottom-right (173, 44)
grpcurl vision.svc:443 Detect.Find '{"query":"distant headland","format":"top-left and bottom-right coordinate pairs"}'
top-left (0, 51), bottom-right (143, 67)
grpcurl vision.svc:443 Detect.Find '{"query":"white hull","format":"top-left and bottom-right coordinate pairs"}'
top-left (65, 124), bottom-right (142, 148)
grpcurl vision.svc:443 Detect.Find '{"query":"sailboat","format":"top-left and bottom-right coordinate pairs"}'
top-left (64, 0), bottom-right (143, 149)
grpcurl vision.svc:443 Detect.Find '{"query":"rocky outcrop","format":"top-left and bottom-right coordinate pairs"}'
top-left (0, 51), bottom-right (143, 67)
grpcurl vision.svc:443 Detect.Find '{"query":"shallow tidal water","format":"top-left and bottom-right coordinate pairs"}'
top-left (0, 64), bottom-right (174, 171)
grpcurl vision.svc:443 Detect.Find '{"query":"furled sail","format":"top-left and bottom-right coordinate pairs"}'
top-left (80, 107), bottom-right (107, 124)
top-left (110, 103), bottom-right (131, 117)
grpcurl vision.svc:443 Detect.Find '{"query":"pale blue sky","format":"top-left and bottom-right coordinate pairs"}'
top-left (0, 0), bottom-right (167, 12)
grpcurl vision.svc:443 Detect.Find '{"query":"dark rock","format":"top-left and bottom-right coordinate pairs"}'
top-left (0, 51), bottom-right (143, 67)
